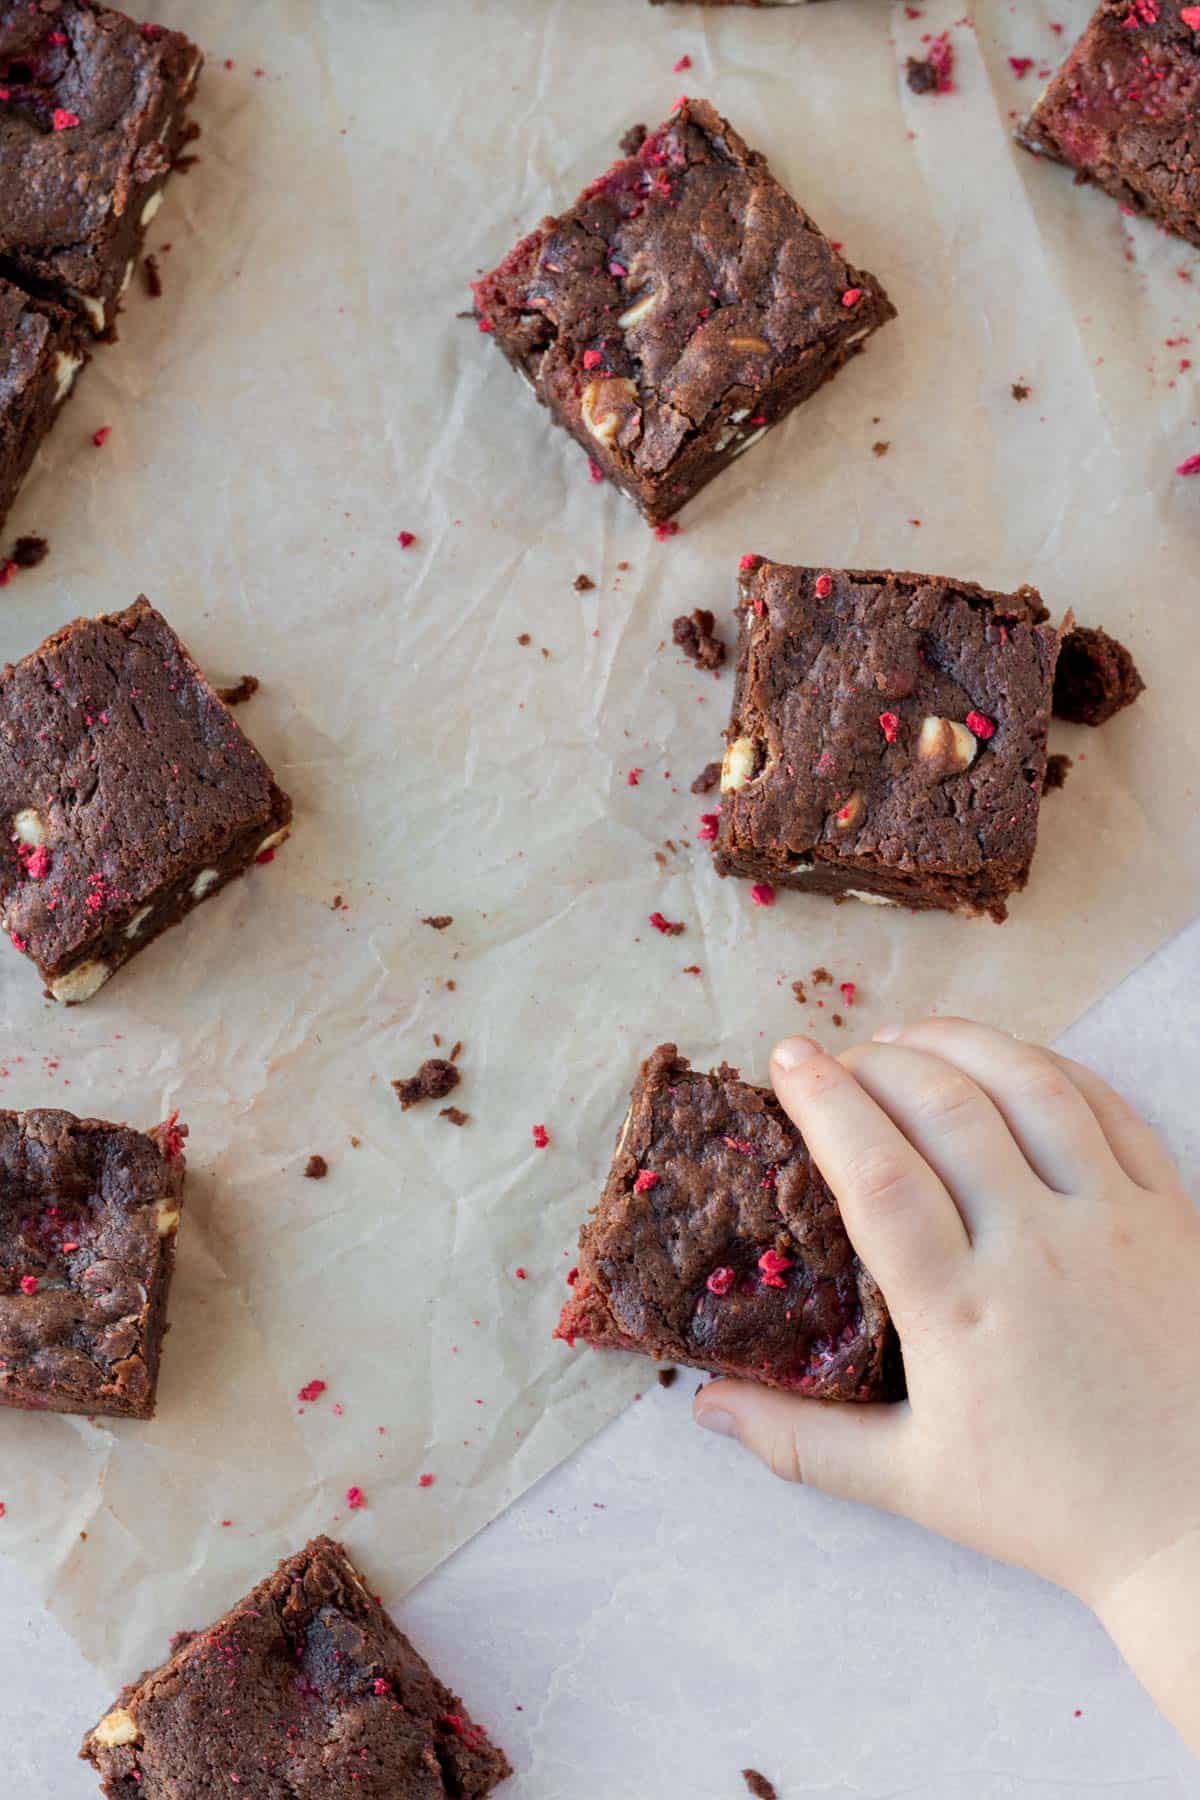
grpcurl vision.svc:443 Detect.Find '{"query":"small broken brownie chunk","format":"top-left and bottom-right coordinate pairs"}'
top-left (393, 1059), bottom-right (460, 1110)
top-left (1016, 2), bottom-right (1200, 248)
top-left (0, 597), bottom-right (292, 1003)
top-left (0, 2), bottom-right (203, 333)
top-left (0, 278), bottom-right (87, 532)
top-left (672, 608), bottom-right (726, 671)
top-left (0, 1107), bottom-right (185, 1419)
top-left (713, 559), bottom-right (1062, 921)
top-left (556, 1044), bottom-right (897, 1398)
top-left (473, 98), bottom-right (894, 526)
top-left (81, 1535), bottom-right (512, 1797)
top-left (1052, 624), bottom-right (1144, 726)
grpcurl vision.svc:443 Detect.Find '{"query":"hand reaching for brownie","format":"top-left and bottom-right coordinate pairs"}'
top-left (695, 1018), bottom-right (1200, 1755)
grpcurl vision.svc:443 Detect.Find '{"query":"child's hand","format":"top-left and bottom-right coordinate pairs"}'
top-left (694, 1019), bottom-right (1200, 1750)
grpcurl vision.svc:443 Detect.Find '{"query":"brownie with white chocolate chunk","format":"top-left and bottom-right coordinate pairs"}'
top-left (0, 1106), bottom-right (185, 1418)
top-left (0, 1), bottom-right (203, 335)
top-left (472, 98), bottom-right (894, 526)
top-left (713, 560), bottom-right (1062, 920)
top-left (0, 597), bottom-right (292, 1002)
top-left (0, 273), bottom-right (87, 532)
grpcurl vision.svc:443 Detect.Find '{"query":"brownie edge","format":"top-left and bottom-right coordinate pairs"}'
top-left (556, 1044), bottom-right (899, 1399)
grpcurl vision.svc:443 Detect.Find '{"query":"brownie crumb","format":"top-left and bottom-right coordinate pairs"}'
top-left (517, 633), bottom-right (532, 646)
top-left (906, 55), bottom-right (940, 93)
top-left (216, 674), bottom-right (260, 706)
top-left (393, 1059), bottom-right (461, 1110)
top-left (573, 573), bottom-right (595, 592)
top-left (742, 1772), bottom-right (778, 1800)
top-left (832, 1013), bottom-right (844, 1028)
top-left (1043, 752), bottom-right (1072, 794)
top-left (690, 760), bottom-right (722, 795)
top-left (422, 915), bottom-right (453, 930)
top-left (1052, 626), bottom-right (1145, 727)
top-left (672, 608), bottom-right (726, 671)
top-left (143, 253), bottom-right (163, 298)
top-left (811, 967), bottom-right (833, 986)
top-left (10, 534), bottom-right (48, 569)
top-left (1011, 381), bottom-right (1031, 402)
top-left (304, 1155), bottom-right (328, 1180)
top-left (872, 440), bottom-right (890, 457)
top-left (791, 980), bottom-right (807, 1004)
top-left (619, 122), bottom-right (647, 156)
top-left (440, 1105), bottom-right (470, 1127)
top-left (657, 1367), bottom-right (678, 1389)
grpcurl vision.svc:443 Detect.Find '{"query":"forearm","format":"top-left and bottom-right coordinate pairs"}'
top-left (1096, 1529), bottom-right (1200, 1756)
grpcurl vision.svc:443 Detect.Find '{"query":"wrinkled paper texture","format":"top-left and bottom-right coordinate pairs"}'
top-left (0, 0), bottom-right (1195, 1681)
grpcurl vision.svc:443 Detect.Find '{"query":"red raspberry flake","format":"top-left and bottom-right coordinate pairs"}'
top-left (515, 1266), bottom-right (528, 1279)
top-left (417, 1473), bottom-right (435, 1489)
top-left (649, 910), bottom-right (685, 934)
top-left (758, 1248), bottom-right (793, 1288)
top-left (532, 1123), bottom-right (550, 1148)
top-left (140, 22), bottom-right (166, 38)
top-left (477, 316), bottom-right (495, 333)
top-left (1183, 5), bottom-right (1200, 26)
top-left (566, 1265), bottom-right (579, 1286)
top-left (0, 561), bottom-right (16, 586)
top-left (878, 711), bottom-right (900, 744)
top-left (723, 1135), bottom-right (754, 1155)
top-left (706, 1266), bottom-right (735, 1297)
top-left (398, 530), bottom-right (416, 548)
top-left (18, 844), bottom-right (49, 880)
top-left (1008, 54), bottom-right (1034, 77)
top-left (633, 1170), bottom-right (660, 1193)
top-left (654, 520), bottom-right (680, 542)
top-left (52, 108), bottom-right (80, 131)
top-left (345, 1485), bottom-right (367, 1510)
top-left (61, 1242), bottom-right (80, 1254)
top-left (1176, 452), bottom-right (1200, 474)
top-left (49, 30), bottom-right (67, 44)
top-left (9, 932), bottom-right (27, 952)
top-left (750, 883), bottom-right (775, 907)
top-left (92, 426), bottom-right (111, 448)
top-left (19, 1275), bottom-right (38, 1296)
top-left (839, 981), bottom-right (857, 1006)
top-left (160, 1111), bottom-right (187, 1160)
top-left (841, 287), bottom-right (863, 308)
top-left (673, 53), bottom-right (692, 71)
top-left (297, 1379), bottom-right (327, 1403)
top-left (965, 710), bottom-right (995, 739)
top-left (608, 259), bottom-right (628, 276)
top-left (814, 573), bottom-right (833, 597)
top-left (738, 553), bottom-right (759, 571)
top-left (255, 847), bottom-right (276, 865)
top-left (627, 767), bottom-right (642, 786)
top-left (697, 812), bottom-right (719, 842)
top-left (0, 1503), bottom-right (5, 1519)
top-left (373, 1677), bottom-right (392, 1694)
top-left (588, 458), bottom-right (603, 484)
top-left (582, 348), bottom-right (603, 370)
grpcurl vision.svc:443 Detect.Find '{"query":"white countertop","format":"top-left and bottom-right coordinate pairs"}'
top-left (4, 920), bottom-right (1198, 1799)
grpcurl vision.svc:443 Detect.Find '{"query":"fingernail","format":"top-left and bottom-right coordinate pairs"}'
top-left (771, 1036), bottom-right (821, 1072)
top-left (873, 1022), bottom-right (903, 1043)
top-left (695, 1406), bottom-right (738, 1439)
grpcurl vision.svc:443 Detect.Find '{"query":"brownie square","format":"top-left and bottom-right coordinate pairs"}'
top-left (473, 98), bottom-right (894, 526)
top-left (0, 273), bottom-right (87, 530)
top-left (556, 1044), bottom-right (897, 1399)
top-left (712, 559), bottom-right (1062, 921)
top-left (81, 1536), bottom-right (513, 1798)
top-left (1016, 2), bottom-right (1200, 248)
top-left (0, 597), bottom-right (292, 1003)
top-left (0, 1106), bottom-right (184, 1418)
top-left (0, 2), bottom-right (203, 333)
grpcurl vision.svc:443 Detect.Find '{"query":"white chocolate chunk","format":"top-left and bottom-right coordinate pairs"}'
top-left (190, 868), bottom-right (219, 901)
top-left (140, 189), bottom-right (164, 228)
top-left (124, 905), bottom-right (152, 939)
top-left (256, 827), bottom-right (290, 857)
top-left (119, 259), bottom-right (134, 296)
top-left (581, 377), bottom-right (638, 445)
top-left (846, 889), bottom-right (898, 907)
top-left (917, 715), bottom-right (978, 773)
top-left (729, 408), bottom-right (750, 423)
top-left (618, 291), bottom-right (657, 330)
top-left (49, 960), bottom-right (111, 1003)
top-left (77, 294), bottom-right (106, 331)
top-left (53, 352), bottom-right (84, 404)
top-left (155, 1203), bottom-right (181, 1237)
top-left (12, 809), bottom-right (46, 846)
top-left (720, 736), bottom-right (758, 793)
top-left (790, 860), bottom-right (814, 874)
top-left (92, 1709), bottom-right (140, 1749)
top-left (730, 427), bottom-right (767, 459)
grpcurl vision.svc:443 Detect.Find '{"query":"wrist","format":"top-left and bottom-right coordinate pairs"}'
top-left (1093, 1527), bottom-right (1200, 1756)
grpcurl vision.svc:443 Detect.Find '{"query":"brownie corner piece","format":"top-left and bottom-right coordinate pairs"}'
top-left (0, 596), bottom-right (292, 1003)
top-left (556, 1042), bottom-right (896, 1399)
top-left (0, 2), bottom-right (204, 333)
top-left (81, 1535), bottom-right (513, 1797)
top-left (1052, 623), bottom-right (1145, 726)
top-left (472, 96), bottom-right (894, 525)
top-left (1015, 2), bottom-right (1200, 248)
top-left (712, 559), bottom-right (1061, 921)
top-left (0, 1106), bottom-right (185, 1419)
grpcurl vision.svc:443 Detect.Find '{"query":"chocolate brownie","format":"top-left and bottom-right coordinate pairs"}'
top-left (81, 1536), bottom-right (513, 1797)
top-left (0, 3), bottom-right (203, 333)
top-left (473, 98), bottom-right (894, 526)
top-left (0, 597), bottom-right (292, 1003)
top-left (1016, 2), bottom-right (1200, 248)
top-left (1053, 624), bottom-right (1144, 726)
top-left (712, 559), bottom-right (1062, 921)
top-left (0, 274), bottom-right (86, 530)
top-left (0, 1106), bottom-right (184, 1418)
top-left (556, 1044), bottom-right (897, 1399)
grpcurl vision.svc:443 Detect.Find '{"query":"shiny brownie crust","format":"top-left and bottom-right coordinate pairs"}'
top-left (473, 98), bottom-right (894, 525)
top-left (81, 1536), bottom-right (512, 1798)
top-left (556, 1043), bottom-right (897, 1399)
top-left (713, 560), bottom-right (1061, 921)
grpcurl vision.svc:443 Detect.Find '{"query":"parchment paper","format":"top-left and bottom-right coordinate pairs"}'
top-left (0, 0), bottom-right (1196, 1683)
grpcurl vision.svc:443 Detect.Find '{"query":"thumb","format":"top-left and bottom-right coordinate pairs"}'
top-left (695, 1378), bottom-right (915, 1515)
